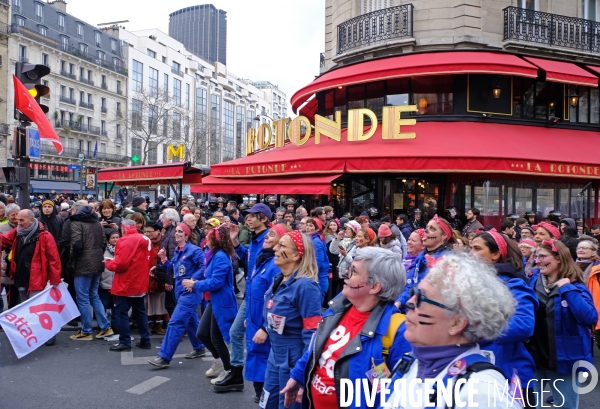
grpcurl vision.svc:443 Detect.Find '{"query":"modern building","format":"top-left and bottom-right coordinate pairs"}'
top-left (252, 81), bottom-right (287, 120)
top-left (168, 4), bottom-right (226, 66)
top-left (103, 25), bottom-right (272, 174)
top-left (7, 0), bottom-right (128, 195)
top-left (198, 0), bottom-right (600, 228)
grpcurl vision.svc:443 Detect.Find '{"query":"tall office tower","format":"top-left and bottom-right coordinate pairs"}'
top-left (169, 4), bottom-right (227, 65)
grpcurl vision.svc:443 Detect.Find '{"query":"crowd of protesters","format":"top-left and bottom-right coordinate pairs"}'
top-left (0, 191), bottom-right (598, 409)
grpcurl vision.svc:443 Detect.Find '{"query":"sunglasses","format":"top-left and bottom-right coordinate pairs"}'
top-left (409, 287), bottom-right (457, 312)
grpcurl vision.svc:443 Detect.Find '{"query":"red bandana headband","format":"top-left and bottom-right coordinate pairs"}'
top-left (533, 222), bottom-right (561, 239)
top-left (287, 230), bottom-right (304, 257)
top-left (177, 223), bottom-right (191, 237)
top-left (486, 228), bottom-right (508, 258)
top-left (542, 238), bottom-right (558, 252)
top-left (208, 226), bottom-right (221, 242)
top-left (433, 214), bottom-right (452, 240)
top-left (414, 228), bottom-right (425, 241)
top-left (271, 223), bottom-right (288, 240)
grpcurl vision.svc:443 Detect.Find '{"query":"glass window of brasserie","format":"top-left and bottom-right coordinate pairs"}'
top-left (569, 85), bottom-right (600, 124)
top-left (411, 75), bottom-right (453, 115)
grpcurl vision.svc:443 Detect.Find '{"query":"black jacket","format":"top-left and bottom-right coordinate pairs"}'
top-left (70, 206), bottom-right (106, 275)
top-left (37, 206), bottom-right (64, 244)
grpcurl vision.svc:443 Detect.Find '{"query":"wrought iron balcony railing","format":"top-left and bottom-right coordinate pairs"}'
top-left (171, 67), bottom-right (183, 77)
top-left (60, 70), bottom-right (77, 80)
top-left (55, 120), bottom-right (100, 135)
top-left (504, 6), bottom-right (600, 53)
top-left (41, 145), bottom-right (129, 163)
top-left (337, 4), bottom-right (413, 54)
top-left (79, 101), bottom-right (94, 110)
top-left (59, 96), bottom-right (76, 105)
top-left (79, 76), bottom-right (94, 86)
top-left (320, 52), bottom-right (325, 68)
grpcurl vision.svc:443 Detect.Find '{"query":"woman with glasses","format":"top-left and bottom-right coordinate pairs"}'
top-left (148, 223), bottom-right (206, 369)
top-left (281, 247), bottom-right (411, 409)
top-left (395, 215), bottom-right (456, 311)
top-left (261, 231), bottom-right (322, 409)
top-left (470, 229), bottom-right (538, 407)
top-left (527, 239), bottom-right (597, 409)
top-left (519, 239), bottom-right (537, 277)
top-left (385, 252), bottom-right (520, 409)
top-left (182, 225), bottom-right (240, 392)
top-left (245, 223), bottom-right (290, 403)
top-left (574, 237), bottom-right (599, 283)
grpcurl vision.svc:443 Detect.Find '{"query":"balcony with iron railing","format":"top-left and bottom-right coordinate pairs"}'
top-left (337, 4), bottom-right (413, 55)
top-left (116, 88), bottom-right (123, 95)
top-left (59, 96), bottom-right (76, 105)
top-left (79, 101), bottom-right (94, 110)
top-left (55, 120), bottom-right (100, 135)
top-left (79, 76), bottom-right (94, 86)
top-left (19, 56), bottom-right (28, 62)
top-left (171, 67), bottom-right (183, 77)
top-left (504, 6), bottom-right (600, 53)
top-left (101, 82), bottom-right (107, 90)
top-left (41, 144), bottom-right (129, 163)
top-left (0, 21), bottom-right (10, 35)
top-left (60, 70), bottom-right (77, 80)
top-left (101, 106), bottom-right (107, 113)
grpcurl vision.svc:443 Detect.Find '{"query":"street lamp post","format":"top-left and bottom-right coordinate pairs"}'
top-left (78, 152), bottom-right (85, 199)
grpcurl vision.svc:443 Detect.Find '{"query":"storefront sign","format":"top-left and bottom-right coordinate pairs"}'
top-left (511, 161), bottom-right (600, 177)
top-left (167, 144), bottom-right (184, 161)
top-left (246, 105), bottom-right (418, 155)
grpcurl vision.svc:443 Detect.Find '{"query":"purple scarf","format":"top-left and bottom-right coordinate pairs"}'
top-left (402, 253), bottom-right (418, 273)
top-left (413, 344), bottom-right (475, 380)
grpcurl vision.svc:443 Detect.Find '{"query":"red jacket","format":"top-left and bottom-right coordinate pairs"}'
top-left (1, 223), bottom-right (62, 291)
top-left (106, 226), bottom-right (152, 297)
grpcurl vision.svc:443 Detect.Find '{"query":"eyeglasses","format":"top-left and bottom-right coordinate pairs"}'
top-left (409, 287), bottom-right (457, 312)
top-left (274, 241), bottom-right (296, 252)
top-left (577, 247), bottom-right (593, 251)
top-left (340, 265), bottom-right (373, 281)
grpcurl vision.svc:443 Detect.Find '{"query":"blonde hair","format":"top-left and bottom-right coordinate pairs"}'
top-left (291, 232), bottom-right (319, 283)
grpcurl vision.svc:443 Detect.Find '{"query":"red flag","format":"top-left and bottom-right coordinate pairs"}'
top-left (13, 74), bottom-right (63, 155)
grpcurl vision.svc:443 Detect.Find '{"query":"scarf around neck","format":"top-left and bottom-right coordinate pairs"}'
top-left (17, 218), bottom-right (39, 243)
top-left (413, 343), bottom-right (476, 381)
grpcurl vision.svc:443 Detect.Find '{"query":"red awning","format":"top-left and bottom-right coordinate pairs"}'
top-left (97, 162), bottom-right (202, 186)
top-left (191, 174), bottom-right (341, 195)
top-left (523, 57), bottom-right (598, 87)
top-left (209, 122), bottom-right (600, 180)
top-left (291, 51), bottom-right (539, 114)
top-left (585, 64), bottom-right (600, 81)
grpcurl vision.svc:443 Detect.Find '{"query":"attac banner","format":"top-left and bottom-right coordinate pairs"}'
top-left (0, 282), bottom-right (80, 358)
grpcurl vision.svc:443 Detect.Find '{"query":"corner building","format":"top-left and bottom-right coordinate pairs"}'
top-left (201, 0), bottom-right (600, 227)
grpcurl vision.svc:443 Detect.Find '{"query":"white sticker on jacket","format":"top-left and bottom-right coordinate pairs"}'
top-left (267, 312), bottom-right (286, 335)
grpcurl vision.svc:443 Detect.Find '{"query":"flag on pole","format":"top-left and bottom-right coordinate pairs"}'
top-left (13, 74), bottom-right (63, 154)
top-left (93, 140), bottom-right (97, 157)
top-left (0, 282), bottom-right (79, 358)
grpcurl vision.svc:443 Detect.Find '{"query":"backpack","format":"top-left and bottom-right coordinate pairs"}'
top-left (382, 312), bottom-right (406, 362)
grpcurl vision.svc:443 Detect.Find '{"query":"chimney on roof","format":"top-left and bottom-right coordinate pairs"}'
top-left (47, 0), bottom-right (67, 13)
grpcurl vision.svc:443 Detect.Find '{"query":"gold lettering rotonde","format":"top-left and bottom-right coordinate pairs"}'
top-left (245, 105), bottom-right (418, 155)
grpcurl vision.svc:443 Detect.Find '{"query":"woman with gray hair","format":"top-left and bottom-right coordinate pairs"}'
top-left (281, 247), bottom-right (412, 409)
top-left (0, 203), bottom-right (19, 310)
top-left (384, 251), bottom-right (520, 409)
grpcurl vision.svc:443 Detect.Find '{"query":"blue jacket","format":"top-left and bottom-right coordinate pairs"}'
top-left (193, 249), bottom-right (238, 344)
top-left (161, 241), bottom-right (205, 300)
top-left (310, 232), bottom-right (330, 296)
top-left (234, 228), bottom-right (268, 296)
top-left (290, 297), bottom-right (411, 409)
top-left (529, 269), bottom-right (598, 374)
top-left (479, 263), bottom-right (538, 384)
top-left (245, 248), bottom-right (280, 382)
top-left (399, 222), bottom-right (413, 241)
top-left (396, 245), bottom-right (449, 310)
top-left (263, 271), bottom-right (322, 349)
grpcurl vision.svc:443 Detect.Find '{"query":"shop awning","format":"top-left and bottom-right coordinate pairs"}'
top-left (191, 174), bottom-right (341, 195)
top-left (291, 51), bottom-right (539, 114)
top-left (208, 122), bottom-right (600, 180)
top-left (97, 162), bottom-right (202, 186)
top-left (30, 180), bottom-right (96, 194)
top-left (523, 57), bottom-right (598, 87)
top-left (584, 64), bottom-right (600, 83)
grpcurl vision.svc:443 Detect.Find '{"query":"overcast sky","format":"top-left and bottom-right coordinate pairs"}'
top-left (65, 0), bottom-right (325, 111)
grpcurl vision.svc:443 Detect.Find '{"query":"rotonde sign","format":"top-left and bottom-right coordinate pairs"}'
top-left (246, 105), bottom-right (418, 155)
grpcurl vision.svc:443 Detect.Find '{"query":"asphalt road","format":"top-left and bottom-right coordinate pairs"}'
top-left (0, 330), bottom-right (258, 409)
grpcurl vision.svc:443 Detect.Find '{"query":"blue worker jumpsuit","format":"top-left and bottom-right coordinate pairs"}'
top-left (309, 232), bottom-right (330, 297)
top-left (245, 250), bottom-right (279, 383)
top-left (261, 272), bottom-right (322, 409)
top-left (158, 242), bottom-right (206, 362)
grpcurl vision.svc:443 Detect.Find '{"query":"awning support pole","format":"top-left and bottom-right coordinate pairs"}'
top-left (166, 179), bottom-right (179, 204)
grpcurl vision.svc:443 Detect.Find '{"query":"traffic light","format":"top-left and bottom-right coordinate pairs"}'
top-left (14, 62), bottom-right (50, 122)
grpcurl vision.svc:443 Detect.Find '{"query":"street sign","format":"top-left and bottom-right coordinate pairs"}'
top-left (28, 128), bottom-right (40, 160)
top-left (78, 153), bottom-right (85, 163)
top-left (68, 165), bottom-right (80, 170)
